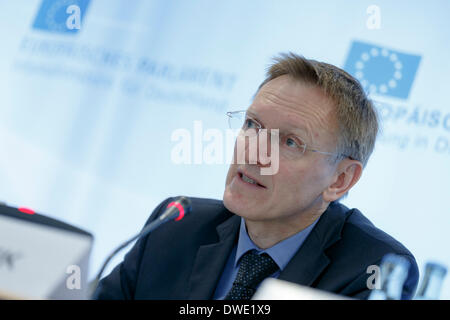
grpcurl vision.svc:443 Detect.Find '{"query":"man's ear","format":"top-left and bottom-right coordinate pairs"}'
top-left (323, 159), bottom-right (363, 202)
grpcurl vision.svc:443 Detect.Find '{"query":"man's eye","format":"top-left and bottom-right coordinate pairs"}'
top-left (244, 119), bottom-right (258, 129)
top-left (285, 137), bottom-right (301, 148)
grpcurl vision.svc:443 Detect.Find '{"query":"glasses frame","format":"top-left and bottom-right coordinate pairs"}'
top-left (226, 110), bottom-right (352, 160)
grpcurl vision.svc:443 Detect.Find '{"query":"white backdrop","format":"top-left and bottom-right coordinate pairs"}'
top-left (0, 0), bottom-right (449, 298)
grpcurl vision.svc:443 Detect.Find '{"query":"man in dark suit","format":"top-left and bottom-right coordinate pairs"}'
top-left (94, 53), bottom-right (419, 300)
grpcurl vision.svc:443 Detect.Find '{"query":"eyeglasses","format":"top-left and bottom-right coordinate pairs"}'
top-left (226, 110), bottom-right (350, 160)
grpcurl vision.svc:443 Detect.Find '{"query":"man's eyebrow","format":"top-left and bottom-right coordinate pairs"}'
top-left (246, 110), bottom-right (311, 141)
top-left (245, 109), bottom-right (258, 118)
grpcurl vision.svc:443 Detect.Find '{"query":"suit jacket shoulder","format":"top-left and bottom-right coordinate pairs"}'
top-left (93, 196), bottom-right (236, 299)
top-left (312, 202), bottom-right (419, 299)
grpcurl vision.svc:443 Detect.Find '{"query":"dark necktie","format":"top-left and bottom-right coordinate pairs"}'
top-left (225, 250), bottom-right (279, 300)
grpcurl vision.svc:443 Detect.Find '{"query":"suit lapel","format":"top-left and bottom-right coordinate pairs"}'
top-left (187, 213), bottom-right (240, 299)
top-left (278, 230), bottom-right (330, 286)
top-left (278, 202), bottom-right (348, 286)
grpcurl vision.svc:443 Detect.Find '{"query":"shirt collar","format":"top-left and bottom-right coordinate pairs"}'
top-left (235, 217), bottom-right (318, 271)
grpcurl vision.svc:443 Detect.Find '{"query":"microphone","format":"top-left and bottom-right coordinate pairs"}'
top-left (89, 196), bottom-right (192, 298)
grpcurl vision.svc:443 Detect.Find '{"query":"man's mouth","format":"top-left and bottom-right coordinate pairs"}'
top-left (238, 171), bottom-right (266, 188)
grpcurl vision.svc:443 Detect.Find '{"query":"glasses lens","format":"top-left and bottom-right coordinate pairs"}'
top-left (228, 112), bottom-right (245, 130)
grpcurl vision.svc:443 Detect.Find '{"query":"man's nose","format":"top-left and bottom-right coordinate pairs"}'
top-left (243, 130), bottom-right (272, 167)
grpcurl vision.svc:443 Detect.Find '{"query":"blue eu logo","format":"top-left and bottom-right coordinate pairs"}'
top-left (344, 41), bottom-right (421, 99)
top-left (32, 0), bottom-right (90, 34)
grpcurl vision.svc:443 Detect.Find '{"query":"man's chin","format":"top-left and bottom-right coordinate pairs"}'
top-left (223, 188), bottom-right (236, 213)
top-left (223, 188), bottom-right (243, 215)
top-left (223, 188), bottom-right (257, 218)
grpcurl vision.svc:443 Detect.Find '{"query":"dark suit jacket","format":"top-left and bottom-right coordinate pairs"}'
top-left (94, 196), bottom-right (419, 300)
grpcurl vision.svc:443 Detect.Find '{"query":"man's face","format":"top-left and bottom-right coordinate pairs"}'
top-left (223, 75), bottom-right (340, 223)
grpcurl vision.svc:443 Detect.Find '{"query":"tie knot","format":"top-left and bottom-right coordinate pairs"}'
top-left (225, 250), bottom-right (279, 300)
top-left (234, 250), bottom-right (279, 289)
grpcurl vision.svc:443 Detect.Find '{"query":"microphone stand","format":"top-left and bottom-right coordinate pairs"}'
top-left (88, 196), bottom-right (191, 299)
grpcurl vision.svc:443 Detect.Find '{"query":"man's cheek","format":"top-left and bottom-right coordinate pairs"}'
top-left (282, 168), bottom-right (310, 194)
top-left (225, 164), bottom-right (237, 186)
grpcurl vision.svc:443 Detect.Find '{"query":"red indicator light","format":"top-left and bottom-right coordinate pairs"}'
top-left (18, 207), bottom-right (35, 215)
top-left (167, 202), bottom-right (185, 221)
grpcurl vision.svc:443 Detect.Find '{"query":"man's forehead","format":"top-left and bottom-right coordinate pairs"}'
top-left (246, 107), bottom-right (308, 133)
top-left (249, 76), bottom-right (338, 143)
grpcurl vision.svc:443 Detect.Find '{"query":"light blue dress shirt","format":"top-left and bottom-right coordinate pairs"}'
top-left (213, 217), bottom-right (318, 299)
